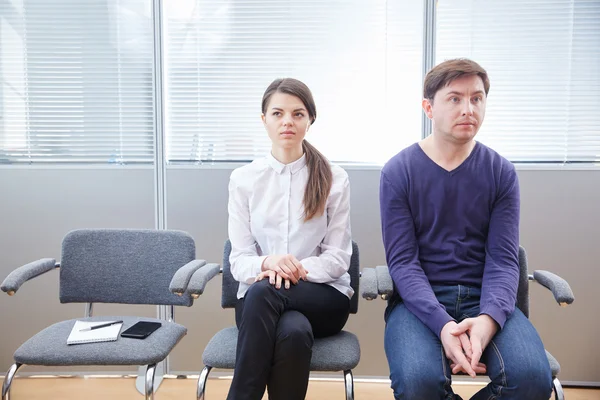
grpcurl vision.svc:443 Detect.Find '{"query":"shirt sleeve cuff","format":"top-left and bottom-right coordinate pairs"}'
top-left (428, 307), bottom-right (455, 338)
top-left (298, 257), bottom-right (319, 281)
top-left (254, 255), bottom-right (268, 275)
top-left (479, 306), bottom-right (507, 330)
top-left (240, 256), bottom-right (268, 284)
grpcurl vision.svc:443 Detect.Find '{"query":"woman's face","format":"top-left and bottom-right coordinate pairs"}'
top-left (262, 92), bottom-right (311, 151)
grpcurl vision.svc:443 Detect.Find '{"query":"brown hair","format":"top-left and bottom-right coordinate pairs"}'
top-left (262, 78), bottom-right (333, 221)
top-left (423, 58), bottom-right (490, 102)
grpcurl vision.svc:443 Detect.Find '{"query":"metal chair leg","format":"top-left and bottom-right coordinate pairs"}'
top-left (145, 364), bottom-right (157, 400)
top-left (553, 377), bottom-right (564, 400)
top-left (2, 363), bottom-right (22, 400)
top-left (197, 365), bottom-right (212, 400)
top-left (343, 369), bottom-right (354, 400)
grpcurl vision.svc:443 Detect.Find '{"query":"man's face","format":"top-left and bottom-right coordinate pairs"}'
top-left (423, 74), bottom-right (487, 144)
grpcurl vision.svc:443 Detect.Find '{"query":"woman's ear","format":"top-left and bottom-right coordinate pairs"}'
top-left (261, 113), bottom-right (266, 125)
top-left (305, 120), bottom-right (313, 133)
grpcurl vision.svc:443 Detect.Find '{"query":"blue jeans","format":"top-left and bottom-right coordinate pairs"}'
top-left (384, 285), bottom-right (552, 400)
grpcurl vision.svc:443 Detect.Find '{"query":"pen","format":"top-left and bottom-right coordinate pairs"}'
top-left (79, 320), bottom-right (123, 332)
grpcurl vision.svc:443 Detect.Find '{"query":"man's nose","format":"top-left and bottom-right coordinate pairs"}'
top-left (462, 101), bottom-right (474, 115)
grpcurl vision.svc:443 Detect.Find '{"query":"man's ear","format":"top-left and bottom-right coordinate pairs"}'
top-left (422, 98), bottom-right (433, 119)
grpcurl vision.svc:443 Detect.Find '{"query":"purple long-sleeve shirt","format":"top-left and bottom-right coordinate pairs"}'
top-left (380, 142), bottom-right (520, 338)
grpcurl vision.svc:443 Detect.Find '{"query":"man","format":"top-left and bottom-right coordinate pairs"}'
top-left (380, 58), bottom-right (552, 399)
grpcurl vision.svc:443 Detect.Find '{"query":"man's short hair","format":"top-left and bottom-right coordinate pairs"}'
top-left (423, 58), bottom-right (490, 101)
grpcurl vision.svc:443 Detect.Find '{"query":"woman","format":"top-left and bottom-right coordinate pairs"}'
top-left (227, 78), bottom-right (353, 400)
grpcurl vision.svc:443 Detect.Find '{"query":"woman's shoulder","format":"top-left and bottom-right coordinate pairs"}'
top-left (329, 163), bottom-right (350, 186)
top-left (230, 158), bottom-right (268, 183)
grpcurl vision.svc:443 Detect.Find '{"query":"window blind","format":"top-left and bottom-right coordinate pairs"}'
top-left (436, 0), bottom-right (600, 163)
top-left (164, 0), bottom-right (424, 164)
top-left (0, 0), bottom-right (155, 164)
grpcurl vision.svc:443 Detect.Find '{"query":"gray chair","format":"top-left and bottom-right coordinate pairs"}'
top-left (0, 229), bottom-right (220, 400)
top-left (360, 245), bottom-right (574, 400)
top-left (195, 240), bottom-right (361, 400)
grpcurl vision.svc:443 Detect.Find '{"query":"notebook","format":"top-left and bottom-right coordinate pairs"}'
top-left (67, 320), bottom-right (123, 345)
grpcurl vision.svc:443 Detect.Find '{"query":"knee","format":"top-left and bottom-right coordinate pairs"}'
top-left (389, 365), bottom-right (446, 399)
top-left (276, 316), bottom-right (314, 351)
top-left (244, 280), bottom-right (277, 303)
top-left (509, 363), bottom-right (553, 399)
top-left (240, 281), bottom-right (283, 319)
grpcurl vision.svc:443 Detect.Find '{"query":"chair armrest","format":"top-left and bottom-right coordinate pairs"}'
top-left (187, 263), bottom-right (221, 298)
top-left (169, 259), bottom-right (207, 295)
top-left (532, 270), bottom-right (575, 306)
top-left (376, 265), bottom-right (394, 300)
top-left (1, 258), bottom-right (58, 295)
top-left (361, 268), bottom-right (378, 300)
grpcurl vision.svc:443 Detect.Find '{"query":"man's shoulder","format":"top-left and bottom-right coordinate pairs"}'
top-left (473, 143), bottom-right (518, 193)
top-left (475, 142), bottom-right (515, 171)
top-left (382, 143), bottom-right (420, 176)
top-left (380, 144), bottom-right (422, 194)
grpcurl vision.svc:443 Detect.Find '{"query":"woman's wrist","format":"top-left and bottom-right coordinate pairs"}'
top-left (261, 256), bottom-right (270, 272)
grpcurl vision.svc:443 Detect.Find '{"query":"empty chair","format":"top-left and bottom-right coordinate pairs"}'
top-left (1, 229), bottom-right (220, 400)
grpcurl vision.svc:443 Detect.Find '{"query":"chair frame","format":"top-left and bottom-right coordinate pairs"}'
top-left (195, 240), bottom-right (361, 400)
top-left (360, 246), bottom-right (574, 400)
top-left (1, 229), bottom-right (213, 400)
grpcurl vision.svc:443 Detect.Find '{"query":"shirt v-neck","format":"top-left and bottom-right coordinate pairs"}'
top-left (415, 141), bottom-right (480, 176)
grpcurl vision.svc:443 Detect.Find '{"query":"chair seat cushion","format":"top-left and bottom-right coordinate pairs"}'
top-left (203, 327), bottom-right (360, 371)
top-left (14, 317), bottom-right (186, 366)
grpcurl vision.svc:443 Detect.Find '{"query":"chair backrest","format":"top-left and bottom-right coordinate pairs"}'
top-left (59, 229), bottom-right (196, 306)
top-left (516, 245), bottom-right (530, 318)
top-left (222, 240), bottom-right (360, 314)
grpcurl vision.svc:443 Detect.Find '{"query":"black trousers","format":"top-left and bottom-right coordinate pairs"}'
top-left (227, 279), bottom-right (351, 400)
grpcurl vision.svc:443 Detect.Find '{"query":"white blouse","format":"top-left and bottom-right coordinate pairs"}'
top-left (228, 153), bottom-right (353, 299)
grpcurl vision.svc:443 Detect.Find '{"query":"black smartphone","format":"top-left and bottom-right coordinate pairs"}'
top-left (120, 321), bottom-right (162, 339)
